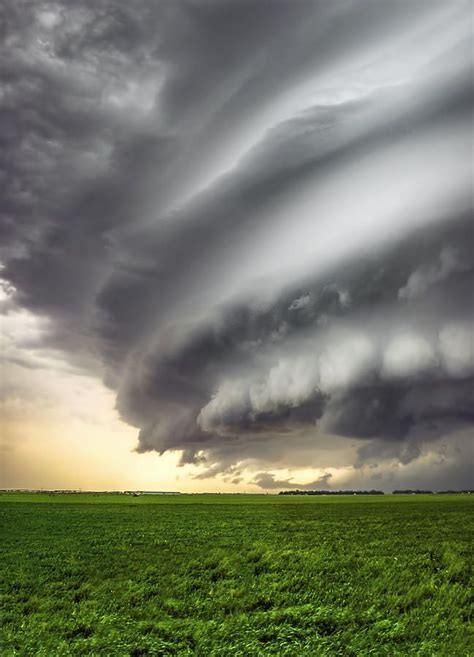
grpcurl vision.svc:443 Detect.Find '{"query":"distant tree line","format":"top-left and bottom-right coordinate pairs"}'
top-left (435, 490), bottom-right (474, 494)
top-left (392, 489), bottom-right (473, 495)
top-left (278, 490), bottom-right (384, 496)
top-left (278, 489), bottom-right (473, 496)
top-left (392, 490), bottom-right (435, 495)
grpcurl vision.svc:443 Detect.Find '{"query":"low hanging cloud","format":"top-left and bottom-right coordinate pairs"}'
top-left (253, 472), bottom-right (332, 491)
top-left (1, 0), bottom-right (473, 489)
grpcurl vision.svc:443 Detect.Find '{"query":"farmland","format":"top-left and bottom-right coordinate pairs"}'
top-left (1, 493), bottom-right (472, 656)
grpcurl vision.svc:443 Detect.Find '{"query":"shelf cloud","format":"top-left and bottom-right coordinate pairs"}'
top-left (2, 0), bottom-right (473, 488)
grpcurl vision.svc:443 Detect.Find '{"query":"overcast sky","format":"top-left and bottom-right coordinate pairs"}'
top-left (1, 0), bottom-right (473, 492)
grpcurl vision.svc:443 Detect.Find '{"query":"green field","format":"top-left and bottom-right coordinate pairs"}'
top-left (1, 493), bottom-right (473, 656)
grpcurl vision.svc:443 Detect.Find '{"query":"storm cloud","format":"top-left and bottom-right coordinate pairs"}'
top-left (1, 0), bottom-right (473, 489)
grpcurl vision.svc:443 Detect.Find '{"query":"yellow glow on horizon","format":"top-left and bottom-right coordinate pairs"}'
top-left (0, 307), bottom-right (363, 493)
top-left (0, 361), bottom-right (259, 493)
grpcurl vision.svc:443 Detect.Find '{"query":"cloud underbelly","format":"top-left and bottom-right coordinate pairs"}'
top-left (1, 0), bottom-right (473, 483)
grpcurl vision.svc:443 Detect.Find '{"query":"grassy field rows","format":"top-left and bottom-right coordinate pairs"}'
top-left (1, 493), bottom-right (473, 656)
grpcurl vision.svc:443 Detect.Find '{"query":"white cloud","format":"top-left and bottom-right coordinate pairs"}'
top-left (439, 322), bottom-right (473, 377)
top-left (319, 333), bottom-right (374, 391)
top-left (382, 334), bottom-right (435, 379)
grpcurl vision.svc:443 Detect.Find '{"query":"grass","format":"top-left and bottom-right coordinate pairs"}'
top-left (1, 493), bottom-right (473, 656)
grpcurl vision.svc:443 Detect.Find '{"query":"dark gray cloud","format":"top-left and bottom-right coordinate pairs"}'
top-left (1, 0), bottom-right (473, 488)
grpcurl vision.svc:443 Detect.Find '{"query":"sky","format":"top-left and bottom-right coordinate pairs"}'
top-left (1, 0), bottom-right (473, 492)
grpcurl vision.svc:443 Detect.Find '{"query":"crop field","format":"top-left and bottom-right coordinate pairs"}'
top-left (1, 493), bottom-right (473, 656)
